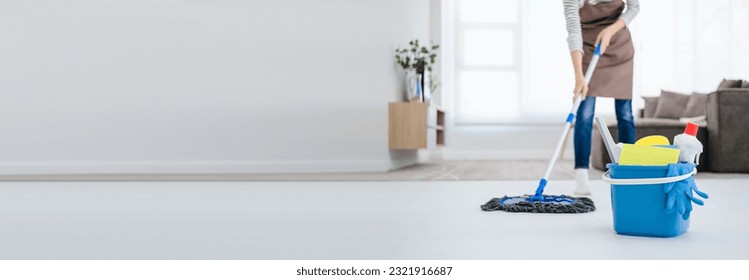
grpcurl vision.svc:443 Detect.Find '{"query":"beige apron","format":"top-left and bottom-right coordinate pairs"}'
top-left (580, 0), bottom-right (634, 99)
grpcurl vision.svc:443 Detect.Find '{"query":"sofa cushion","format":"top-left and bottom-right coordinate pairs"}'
top-left (653, 90), bottom-right (690, 119)
top-left (718, 79), bottom-right (743, 89)
top-left (683, 92), bottom-right (708, 118)
top-left (642, 96), bottom-right (659, 118)
top-left (635, 117), bottom-right (707, 128)
top-left (606, 117), bottom-right (707, 128)
top-left (743, 80), bottom-right (749, 88)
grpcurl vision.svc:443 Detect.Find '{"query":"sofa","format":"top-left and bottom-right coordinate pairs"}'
top-left (591, 79), bottom-right (749, 173)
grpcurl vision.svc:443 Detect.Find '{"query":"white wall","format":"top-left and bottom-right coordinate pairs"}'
top-left (0, 0), bottom-right (431, 174)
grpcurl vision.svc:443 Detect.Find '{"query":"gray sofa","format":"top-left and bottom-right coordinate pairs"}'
top-left (592, 79), bottom-right (749, 172)
top-left (706, 86), bottom-right (749, 172)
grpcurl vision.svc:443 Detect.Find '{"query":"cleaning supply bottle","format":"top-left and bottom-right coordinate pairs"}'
top-left (673, 122), bottom-right (703, 164)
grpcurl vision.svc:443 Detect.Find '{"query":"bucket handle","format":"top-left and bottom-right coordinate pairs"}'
top-left (602, 169), bottom-right (697, 185)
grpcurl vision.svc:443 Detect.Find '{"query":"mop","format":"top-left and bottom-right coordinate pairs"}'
top-left (480, 44), bottom-right (603, 214)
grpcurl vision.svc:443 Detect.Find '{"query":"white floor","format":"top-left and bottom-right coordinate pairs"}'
top-left (0, 178), bottom-right (746, 259)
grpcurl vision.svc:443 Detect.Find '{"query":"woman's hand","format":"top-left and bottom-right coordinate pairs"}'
top-left (595, 19), bottom-right (626, 55)
top-left (570, 51), bottom-right (586, 100)
top-left (574, 73), bottom-right (588, 100)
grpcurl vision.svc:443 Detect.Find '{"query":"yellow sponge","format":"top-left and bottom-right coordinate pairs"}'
top-left (618, 144), bottom-right (680, 166)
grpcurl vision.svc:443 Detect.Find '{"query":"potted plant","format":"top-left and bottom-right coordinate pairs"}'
top-left (395, 39), bottom-right (440, 102)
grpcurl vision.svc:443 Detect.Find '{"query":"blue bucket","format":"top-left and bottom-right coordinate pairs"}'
top-left (603, 163), bottom-right (697, 237)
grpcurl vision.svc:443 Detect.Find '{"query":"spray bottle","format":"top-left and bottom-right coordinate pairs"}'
top-left (673, 122), bottom-right (703, 164)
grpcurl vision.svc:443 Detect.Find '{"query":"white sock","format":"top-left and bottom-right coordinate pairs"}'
top-left (575, 169), bottom-right (591, 195)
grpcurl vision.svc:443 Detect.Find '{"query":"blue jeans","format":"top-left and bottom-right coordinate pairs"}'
top-left (574, 97), bottom-right (636, 169)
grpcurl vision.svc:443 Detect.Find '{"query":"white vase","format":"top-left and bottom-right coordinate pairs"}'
top-left (405, 70), bottom-right (422, 102)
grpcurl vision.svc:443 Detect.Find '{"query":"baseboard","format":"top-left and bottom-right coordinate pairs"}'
top-left (0, 159), bottom-right (402, 175)
top-left (417, 149), bottom-right (445, 162)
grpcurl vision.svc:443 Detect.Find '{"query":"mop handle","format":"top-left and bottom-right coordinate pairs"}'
top-left (533, 44), bottom-right (602, 198)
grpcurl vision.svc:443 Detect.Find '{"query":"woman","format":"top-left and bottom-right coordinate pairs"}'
top-left (564, 0), bottom-right (639, 195)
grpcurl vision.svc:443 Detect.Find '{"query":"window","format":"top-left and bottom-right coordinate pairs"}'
top-left (454, 0), bottom-right (522, 124)
top-left (449, 0), bottom-right (624, 125)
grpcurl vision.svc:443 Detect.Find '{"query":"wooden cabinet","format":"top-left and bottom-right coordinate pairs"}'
top-left (388, 102), bottom-right (445, 149)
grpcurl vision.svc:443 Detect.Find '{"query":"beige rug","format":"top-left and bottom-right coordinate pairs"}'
top-left (1, 160), bottom-right (743, 181)
top-left (0, 160), bottom-right (600, 181)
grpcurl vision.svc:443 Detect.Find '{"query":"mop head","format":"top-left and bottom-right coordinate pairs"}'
top-left (481, 194), bottom-right (595, 214)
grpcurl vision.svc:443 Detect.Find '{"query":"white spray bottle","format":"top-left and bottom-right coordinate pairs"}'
top-left (674, 122), bottom-right (703, 164)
